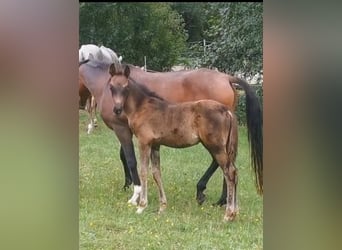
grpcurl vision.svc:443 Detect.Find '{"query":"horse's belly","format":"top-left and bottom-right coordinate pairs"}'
top-left (155, 131), bottom-right (200, 148)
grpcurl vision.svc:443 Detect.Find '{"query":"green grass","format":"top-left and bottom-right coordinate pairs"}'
top-left (79, 110), bottom-right (263, 250)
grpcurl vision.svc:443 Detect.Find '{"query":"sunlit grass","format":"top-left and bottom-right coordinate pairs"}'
top-left (79, 110), bottom-right (263, 249)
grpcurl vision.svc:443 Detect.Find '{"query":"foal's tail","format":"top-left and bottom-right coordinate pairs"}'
top-left (228, 76), bottom-right (263, 195)
top-left (226, 110), bottom-right (239, 166)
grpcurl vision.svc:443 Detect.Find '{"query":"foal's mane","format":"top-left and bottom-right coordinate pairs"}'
top-left (127, 77), bottom-right (165, 102)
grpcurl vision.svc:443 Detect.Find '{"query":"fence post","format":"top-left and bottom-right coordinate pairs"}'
top-left (203, 39), bottom-right (206, 65)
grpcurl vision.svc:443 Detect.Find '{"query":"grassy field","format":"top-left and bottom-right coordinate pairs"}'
top-left (79, 111), bottom-right (263, 250)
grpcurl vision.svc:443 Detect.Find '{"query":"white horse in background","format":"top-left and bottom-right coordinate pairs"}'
top-left (79, 44), bottom-right (123, 65)
top-left (79, 44), bottom-right (123, 134)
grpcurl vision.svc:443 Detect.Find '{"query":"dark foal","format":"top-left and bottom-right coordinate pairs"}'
top-left (107, 64), bottom-right (263, 222)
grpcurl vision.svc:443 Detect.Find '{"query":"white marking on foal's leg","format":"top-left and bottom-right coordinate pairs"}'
top-left (128, 185), bottom-right (141, 206)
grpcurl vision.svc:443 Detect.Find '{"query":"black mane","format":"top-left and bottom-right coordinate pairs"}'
top-left (128, 77), bottom-right (165, 102)
top-left (79, 59), bottom-right (89, 66)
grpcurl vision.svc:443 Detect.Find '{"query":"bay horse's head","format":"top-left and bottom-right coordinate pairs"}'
top-left (109, 64), bottom-right (130, 116)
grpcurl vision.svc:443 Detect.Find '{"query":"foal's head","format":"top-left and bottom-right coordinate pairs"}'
top-left (108, 64), bottom-right (131, 115)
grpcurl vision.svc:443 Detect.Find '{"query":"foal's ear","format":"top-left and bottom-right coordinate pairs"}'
top-left (124, 65), bottom-right (130, 78)
top-left (109, 63), bottom-right (116, 76)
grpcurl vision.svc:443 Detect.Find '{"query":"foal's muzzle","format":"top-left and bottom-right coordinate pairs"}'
top-left (113, 106), bottom-right (123, 115)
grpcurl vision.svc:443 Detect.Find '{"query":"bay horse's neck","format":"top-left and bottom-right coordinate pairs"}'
top-left (128, 66), bottom-right (160, 89)
top-left (79, 63), bottom-right (111, 103)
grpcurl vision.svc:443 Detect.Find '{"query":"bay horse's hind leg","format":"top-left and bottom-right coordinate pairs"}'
top-left (196, 159), bottom-right (219, 205)
top-left (151, 147), bottom-right (167, 213)
top-left (196, 159), bottom-right (227, 206)
top-left (214, 177), bottom-right (227, 207)
top-left (85, 97), bottom-right (93, 134)
top-left (120, 146), bottom-right (133, 190)
top-left (91, 96), bottom-right (98, 128)
top-left (86, 96), bottom-right (97, 134)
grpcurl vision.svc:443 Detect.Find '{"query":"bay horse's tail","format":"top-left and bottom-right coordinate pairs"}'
top-left (228, 76), bottom-right (263, 195)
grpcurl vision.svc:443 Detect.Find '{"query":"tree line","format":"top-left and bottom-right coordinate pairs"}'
top-left (80, 2), bottom-right (262, 75)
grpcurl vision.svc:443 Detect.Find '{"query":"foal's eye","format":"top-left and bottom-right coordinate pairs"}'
top-left (110, 85), bottom-right (116, 94)
top-left (123, 86), bottom-right (129, 94)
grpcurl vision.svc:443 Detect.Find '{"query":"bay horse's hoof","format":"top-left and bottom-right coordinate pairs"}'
top-left (122, 180), bottom-right (133, 191)
top-left (213, 197), bottom-right (227, 207)
top-left (196, 193), bottom-right (206, 205)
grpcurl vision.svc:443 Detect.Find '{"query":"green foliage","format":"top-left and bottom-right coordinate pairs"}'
top-left (186, 3), bottom-right (263, 75)
top-left (206, 3), bottom-right (262, 74)
top-left (80, 3), bottom-right (262, 74)
top-left (170, 3), bottom-right (208, 42)
top-left (80, 3), bottom-right (188, 71)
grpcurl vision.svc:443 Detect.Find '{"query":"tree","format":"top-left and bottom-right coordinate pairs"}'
top-left (186, 3), bottom-right (263, 75)
top-left (206, 3), bottom-right (263, 74)
top-left (170, 3), bottom-right (207, 42)
top-left (79, 3), bottom-right (188, 71)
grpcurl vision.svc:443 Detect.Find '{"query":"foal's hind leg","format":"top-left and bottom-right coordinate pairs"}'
top-left (151, 147), bottom-right (167, 213)
top-left (223, 162), bottom-right (238, 222)
top-left (212, 152), bottom-right (238, 221)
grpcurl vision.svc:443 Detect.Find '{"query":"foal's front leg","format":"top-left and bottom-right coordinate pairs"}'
top-left (151, 147), bottom-right (167, 213)
top-left (136, 143), bottom-right (151, 214)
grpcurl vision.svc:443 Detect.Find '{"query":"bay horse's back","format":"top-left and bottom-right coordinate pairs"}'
top-left (129, 67), bottom-right (237, 109)
top-left (182, 69), bottom-right (237, 108)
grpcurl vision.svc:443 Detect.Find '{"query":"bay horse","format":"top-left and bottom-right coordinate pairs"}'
top-left (107, 64), bottom-right (248, 222)
top-left (79, 44), bottom-right (262, 206)
top-left (79, 45), bottom-right (122, 134)
top-left (79, 68), bottom-right (98, 134)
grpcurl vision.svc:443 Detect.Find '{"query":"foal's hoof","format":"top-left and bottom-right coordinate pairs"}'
top-left (196, 193), bottom-right (206, 205)
top-left (158, 204), bottom-right (167, 214)
top-left (136, 206), bottom-right (146, 214)
top-left (223, 212), bottom-right (237, 222)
